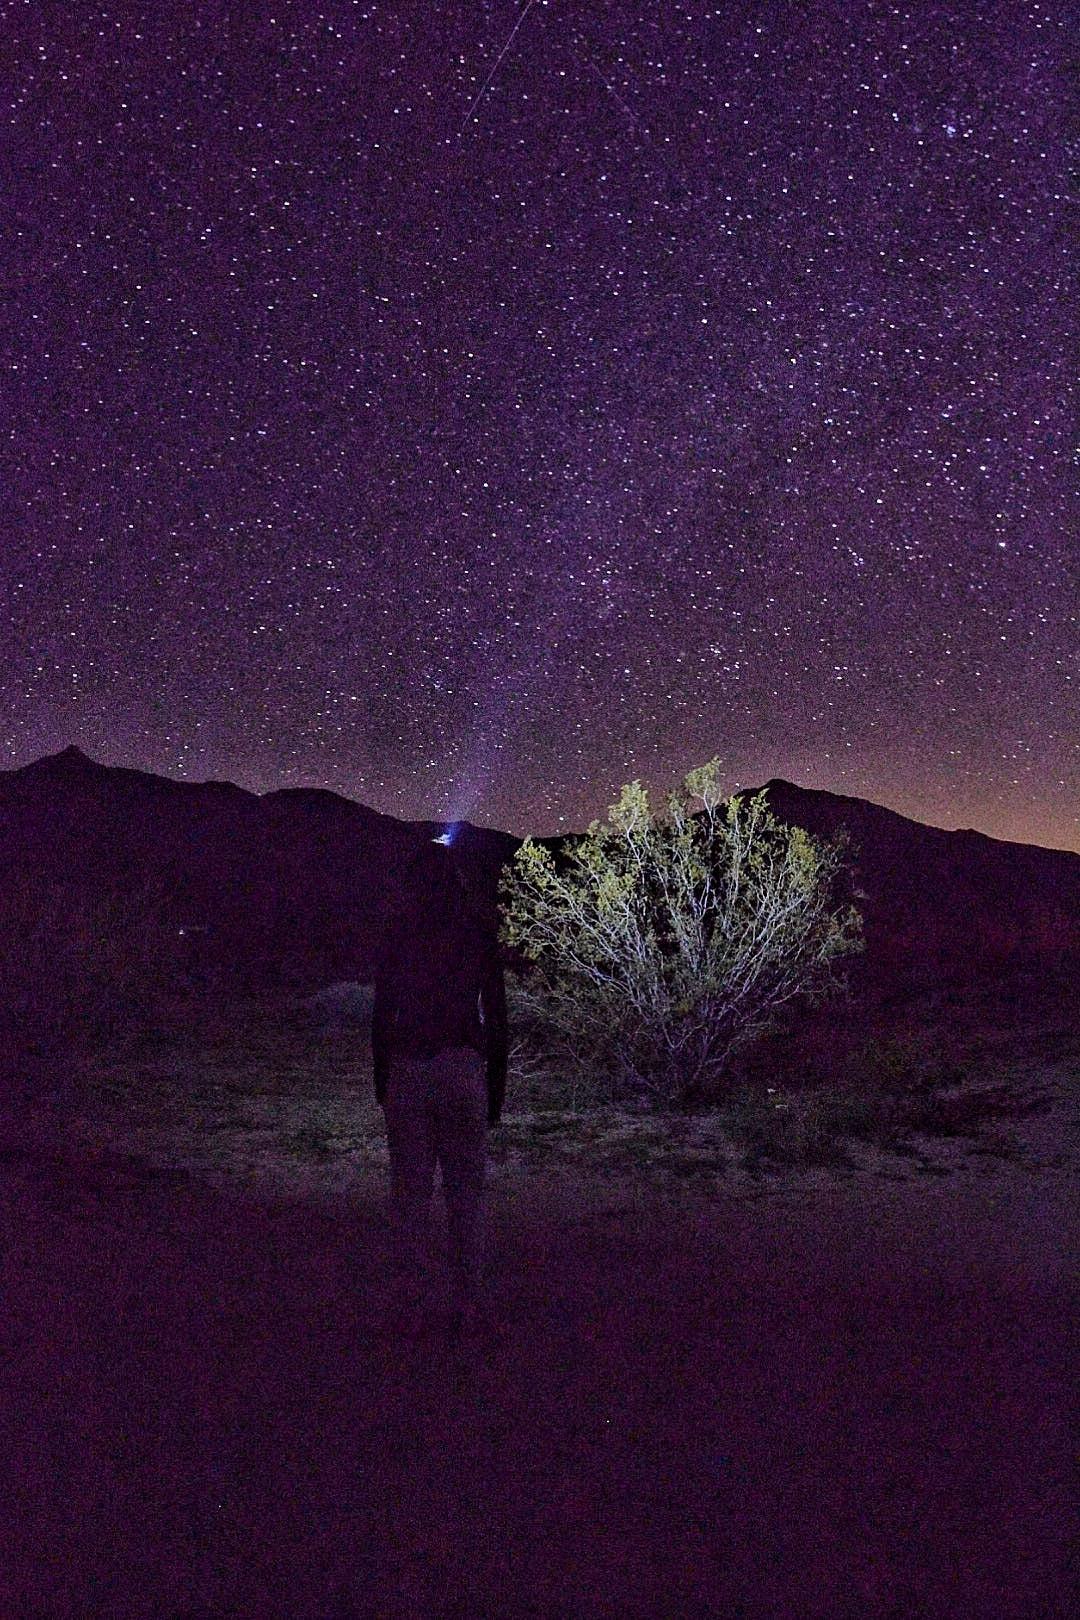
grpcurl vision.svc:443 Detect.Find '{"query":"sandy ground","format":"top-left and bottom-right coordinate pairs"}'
top-left (0, 1055), bottom-right (1077, 1618)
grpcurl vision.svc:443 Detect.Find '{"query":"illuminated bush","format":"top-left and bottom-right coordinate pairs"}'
top-left (498, 758), bottom-right (864, 1111)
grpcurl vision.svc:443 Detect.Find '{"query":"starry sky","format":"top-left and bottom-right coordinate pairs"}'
top-left (2, 1), bottom-right (1075, 848)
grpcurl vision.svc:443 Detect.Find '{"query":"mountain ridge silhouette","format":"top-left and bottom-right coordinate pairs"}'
top-left (2, 747), bottom-right (1077, 1044)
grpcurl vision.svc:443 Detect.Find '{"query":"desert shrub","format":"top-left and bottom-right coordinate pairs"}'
top-left (498, 758), bottom-right (864, 1113)
top-left (504, 982), bottom-right (619, 1115)
top-left (844, 1033), bottom-right (974, 1109)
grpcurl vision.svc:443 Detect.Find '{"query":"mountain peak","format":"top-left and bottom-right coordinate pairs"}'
top-left (37, 744), bottom-right (99, 771)
top-left (9, 745), bottom-right (113, 784)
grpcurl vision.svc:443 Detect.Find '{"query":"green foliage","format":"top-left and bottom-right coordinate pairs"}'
top-left (498, 758), bottom-right (864, 1111)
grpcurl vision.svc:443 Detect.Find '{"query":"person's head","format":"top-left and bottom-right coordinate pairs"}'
top-left (383, 837), bottom-right (484, 935)
top-left (428, 840), bottom-right (490, 932)
top-left (377, 836), bottom-right (495, 961)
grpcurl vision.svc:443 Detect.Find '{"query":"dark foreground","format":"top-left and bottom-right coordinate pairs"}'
top-left (0, 1122), bottom-right (1076, 1618)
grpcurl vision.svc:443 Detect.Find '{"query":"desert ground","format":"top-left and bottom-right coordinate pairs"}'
top-left (0, 994), bottom-right (1076, 1618)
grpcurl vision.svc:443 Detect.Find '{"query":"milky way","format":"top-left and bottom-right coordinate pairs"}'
top-left (2, 1), bottom-right (1074, 847)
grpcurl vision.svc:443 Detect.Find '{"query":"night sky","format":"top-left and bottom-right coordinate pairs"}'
top-left (2, 1), bottom-right (1075, 849)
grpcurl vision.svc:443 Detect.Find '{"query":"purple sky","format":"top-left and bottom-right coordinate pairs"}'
top-left (2, 2), bottom-right (1075, 847)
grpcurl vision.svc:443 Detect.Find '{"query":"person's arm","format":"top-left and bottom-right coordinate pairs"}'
top-left (481, 951), bottom-right (508, 1126)
top-left (371, 976), bottom-right (391, 1106)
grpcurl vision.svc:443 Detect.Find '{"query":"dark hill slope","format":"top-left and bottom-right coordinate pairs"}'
top-left (751, 778), bottom-right (1080, 996)
top-left (1, 751), bottom-right (1076, 1052)
top-left (0, 751), bottom-right (514, 1035)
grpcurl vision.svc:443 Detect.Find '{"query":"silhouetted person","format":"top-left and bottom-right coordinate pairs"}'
top-left (371, 842), bottom-right (507, 1345)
